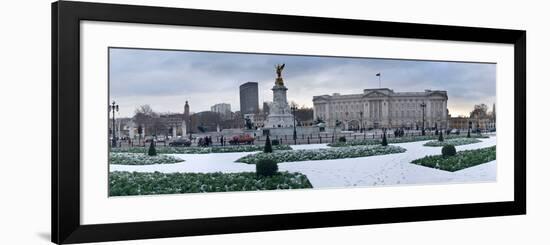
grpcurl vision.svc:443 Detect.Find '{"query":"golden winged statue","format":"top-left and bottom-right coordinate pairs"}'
top-left (275, 64), bottom-right (285, 86)
top-left (276, 63), bottom-right (285, 78)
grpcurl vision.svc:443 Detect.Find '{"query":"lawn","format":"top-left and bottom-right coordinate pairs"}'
top-left (423, 137), bottom-right (482, 147)
top-left (236, 145), bottom-right (406, 164)
top-left (109, 153), bottom-right (183, 165)
top-left (329, 134), bottom-right (488, 147)
top-left (109, 171), bottom-right (312, 196)
top-left (411, 146), bottom-right (496, 172)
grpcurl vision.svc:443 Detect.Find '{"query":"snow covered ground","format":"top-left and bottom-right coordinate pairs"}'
top-left (110, 136), bottom-right (497, 188)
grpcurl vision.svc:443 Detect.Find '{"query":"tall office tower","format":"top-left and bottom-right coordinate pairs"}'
top-left (239, 82), bottom-right (259, 114)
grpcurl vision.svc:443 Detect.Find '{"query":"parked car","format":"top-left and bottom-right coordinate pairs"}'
top-left (144, 136), bottom-right (155, 143)
top-left (229, 135), bottom-right (255, 145)
top-left (156, 136), bottom-right (167, 143)
top-left (169, 138), bottom-right (192, 147)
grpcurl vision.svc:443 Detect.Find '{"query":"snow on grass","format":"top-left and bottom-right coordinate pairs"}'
top-left (328, 134), bottom-right (489, 147)
top-left (412, 146), bottom-right (496, 171)
top-left (290, 144), bottom-right (330, 150)
top-left (423, 137), bottom-right (482, 147)
top-left (109, 153), bottom-right (183, 165)
top-left (109, 171), bottom-right (312, 196)
top-left (110, 136), bottom-right (497, 189)
top-left (235, 145), bottom-right (406, 164)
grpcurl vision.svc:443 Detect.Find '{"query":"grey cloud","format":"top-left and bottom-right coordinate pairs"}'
top-left (110, 48), bottom-right (495, 117)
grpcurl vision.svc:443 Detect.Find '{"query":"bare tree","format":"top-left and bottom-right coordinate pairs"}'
top-left (135, 105), bottom-right (155, 117)
top-left (295, 107), bottom-right (314, 125)
top-left (470, 104), bottom-right (488, 118)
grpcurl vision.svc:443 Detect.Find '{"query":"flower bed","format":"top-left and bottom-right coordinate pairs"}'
top-left (109, 171), bottom-right (312, 196)
top-left (411, 146), bottom-right (496, 172)
top-left (109, 153), bottom-right (183, 165)
top-left (236, 145), bottom-right (406, 164)
top-left (423, 138), bottom-right (482, 147)
top-left (328, 134), bottom-right (489, 147)
top-left (111, 144), bottom-right (292, 154)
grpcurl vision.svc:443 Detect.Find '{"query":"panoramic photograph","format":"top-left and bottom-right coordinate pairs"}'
top-left (107, 47), bottom-right (497, 197)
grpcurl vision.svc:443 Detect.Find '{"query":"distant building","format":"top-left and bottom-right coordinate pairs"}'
top-left (115, 117), bottom-right (134, 139)
top-left (239, 82), bottom-right (259, 114)
top-left (313, 88), bottom-right (448, 130)
top-left (184, 100), bottom-right (190, 121)
top-left (448, 116), bottom-right (470, 130)
top-left (210, 103), bottom-right (232, 119)
top-left (448, 116), bottom-right (495, 131)
top-left (160, 113), bottom-right (188, 137)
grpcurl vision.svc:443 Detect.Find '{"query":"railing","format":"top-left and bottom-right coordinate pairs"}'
top-left (112, 128), bottom-right (494, 148)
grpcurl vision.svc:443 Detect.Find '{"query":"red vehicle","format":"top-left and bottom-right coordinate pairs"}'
top-left (229, 135), bottom-right (255, 145)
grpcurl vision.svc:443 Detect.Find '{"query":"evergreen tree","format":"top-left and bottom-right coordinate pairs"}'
top-left (264, 134), bottom-right (273, 153)
top-left (148, 140), bottom-right (157, 156)
top-left (381, 132), bottom-right (388, 146)
top-left (438, 131), bottom-right (444, 142)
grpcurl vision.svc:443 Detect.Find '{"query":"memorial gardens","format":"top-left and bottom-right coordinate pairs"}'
top-left (108, 48), bottom-right (497, 196)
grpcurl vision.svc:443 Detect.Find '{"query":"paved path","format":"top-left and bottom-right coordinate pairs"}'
top-left (110, 136), bottom-right (496, 188)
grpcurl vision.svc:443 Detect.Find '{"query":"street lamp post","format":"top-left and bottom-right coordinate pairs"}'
top-left (420, 102), bottom-right (426, 136)
top-left (109, 101), bottom-right (119, 147)
top-left (291, 105), bottom-right (297, 145)
top-left (359, 111), bottom-right (364, 133)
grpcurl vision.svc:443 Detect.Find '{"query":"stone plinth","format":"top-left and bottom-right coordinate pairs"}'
top-left (264, 83), bottom-right (295, 128)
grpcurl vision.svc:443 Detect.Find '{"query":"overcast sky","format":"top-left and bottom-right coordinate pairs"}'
top-left (109, 48), bottom-right (496, 118)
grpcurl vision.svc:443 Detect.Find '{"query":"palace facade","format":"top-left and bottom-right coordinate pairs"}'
top-left (313, 88), bottom-right (448, 130)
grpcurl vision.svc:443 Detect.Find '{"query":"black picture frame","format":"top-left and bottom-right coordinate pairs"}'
top-left (52, 1), bottom-right (526, 244)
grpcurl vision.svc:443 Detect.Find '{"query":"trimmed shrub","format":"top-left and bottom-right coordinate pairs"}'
top-left (467, 129), bottom-right (471, 138)
top-left (381, 132), bottom-right (388, 146)
top-left (338, 136), bottom-right (347, 142)
top-left (256, 159), bottom-right (278, 177)
top-left (441, 144), bottom-right (456, 157)
top-left (271, 139), bottom-right (280, 146)
top-left (148, 141), bottom-right (157, 156)
top-left (264, 134), bottom-right (273, 153)
top-left (438, 131), bottom-right (444, 142)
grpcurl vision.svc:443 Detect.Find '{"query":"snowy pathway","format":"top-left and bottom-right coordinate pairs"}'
top-left (110, 136), bottom-right (497, 188)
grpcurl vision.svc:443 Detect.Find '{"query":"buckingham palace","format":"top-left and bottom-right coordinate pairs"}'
top-left (313, 88), bottom-right (448, 130)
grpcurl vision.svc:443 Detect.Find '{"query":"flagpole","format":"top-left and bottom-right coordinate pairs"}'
top-left (378, 74), bottom-right (381, 88)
